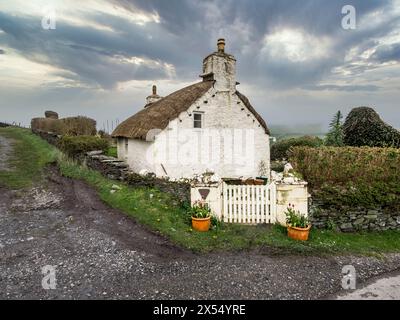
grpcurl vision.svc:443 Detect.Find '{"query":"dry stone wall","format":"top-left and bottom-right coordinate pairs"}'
top-left (310, 199), bottom-right (400, 232)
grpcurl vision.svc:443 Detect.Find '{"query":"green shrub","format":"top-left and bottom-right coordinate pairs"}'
top-left (270, 161), bottom-right (285, 172)
top-left (285, 204), bottom-right (310, 228)
top-left (343, 107), bottom-right (400, 148)
top-left (58, 135), bottom-right (109, 157)
top-left (325, 111), bottom-right (344, 147)
top-left (289, 146), bottom-right (400, 208)
top-left (270, 136), bottom-right (323, 161)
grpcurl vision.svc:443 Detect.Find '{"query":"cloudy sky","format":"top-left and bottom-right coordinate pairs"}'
top-left (0, 0), bottom-right (399, 133)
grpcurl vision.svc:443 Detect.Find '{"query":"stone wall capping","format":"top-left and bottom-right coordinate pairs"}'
top-left (86, 150), bottom-right (104, 156)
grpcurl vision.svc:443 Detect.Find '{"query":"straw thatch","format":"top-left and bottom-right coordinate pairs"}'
top-left (112, 80), bottom-right (270, 139)
top-left (61, 116), bottom-right (96, 136)
top-left (112, 81), bottom-right (214, 139)
top-left (45, 110), bottom-right (59, 119)
top-left (31, 116), bottom-right (96, 136)
top-left (236, 91), bottom-right (270, 134)
top-left (31, 117), bottom-right (67, 135)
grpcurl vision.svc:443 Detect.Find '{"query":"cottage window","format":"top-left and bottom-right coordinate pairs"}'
top-left (125, 138), bottom-right (129, 154)
top-left (193, 112), bottom-right (203, 128)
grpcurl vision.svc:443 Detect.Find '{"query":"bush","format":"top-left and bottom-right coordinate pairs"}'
top-left (31, 118), bottom-right (67, 135)
top-left (289, 146), bottom-right (400, 207)
top-left (60, 116), bottom-right (97, 136)
top-left (343, 107), bottom-right (400, 148)
top-left (270, 136), bottom-right (323, 161)
top-left (270, 161), bottom-right (285, 172)
top-left (325, 111), bottom-right (344, 147)
top-left (58, 135), bottom-right (109, 157)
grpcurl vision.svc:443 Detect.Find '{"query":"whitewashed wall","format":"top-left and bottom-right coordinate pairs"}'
top-left (150, 87), bottom-right (270, 179)
top-left (275, 182), bottom-right (309, 225)
top-left (117, 137), bottom-right (155, 174)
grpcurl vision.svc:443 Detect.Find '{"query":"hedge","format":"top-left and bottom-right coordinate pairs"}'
top-left (343, 107), bottom-right (400, 148)
top-left (270, 136), bottom-right (323, 161)
top-left (61, 116), bottom-right (96, 136)
top-left (289, 146), bottom-right (400, 208)
top-left (31, 116), bottom-right (96, 136)
top-left (57, 135), bottom-right (109, 157)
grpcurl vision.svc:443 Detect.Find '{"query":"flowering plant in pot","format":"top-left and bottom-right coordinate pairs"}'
top-left (284, 203), bottom-right (311, 241)
top-left (189, 200), bottom-right (211, 232)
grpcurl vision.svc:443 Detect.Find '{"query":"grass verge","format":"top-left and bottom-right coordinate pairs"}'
top-left (58, 154), bottom-right (400, 255)
top-left (105, 146), bottom-right (117, 158)
top-left (0, 127), bottom-right (58, 188)
top-left (1, 127), bottom-right (400, 255)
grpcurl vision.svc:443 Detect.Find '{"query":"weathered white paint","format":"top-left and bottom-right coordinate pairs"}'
top-left (222, 182), bottom-right (277, 224)
top-left (148, 87), bottom-right (270, 179)
top-left (117, 137), bottom-right (155, 173)
top-left (275, 182), bottom-right (309, 225)
top-left (202, 52), bottom-right (236, 92)
top-left (191, 183), bottom-right (223, 220)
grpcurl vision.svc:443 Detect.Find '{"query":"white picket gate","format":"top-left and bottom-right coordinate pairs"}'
top-left (222, 182), bottom-right (277, 224)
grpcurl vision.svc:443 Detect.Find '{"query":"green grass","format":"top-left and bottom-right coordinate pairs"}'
top-left (58, 156), bottom-right (400, 255)
top-left (0, 127), bottom-right (58, 188)
top-left (105, 146), bottom-right (117, 158)
top-left (2, 127), bottom-right (400, 255)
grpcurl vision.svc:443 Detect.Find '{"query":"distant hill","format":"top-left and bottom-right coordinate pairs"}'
top-left (269, 124), bottom-right (326, 140)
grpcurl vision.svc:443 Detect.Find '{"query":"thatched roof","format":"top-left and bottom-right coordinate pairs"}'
top-left (236, 91), bottom-right (270, 135)
top-left (112, 81), bottom-right (214, 139)
top-left (112, 80), bottom-right (269, 139)
top-left (45, 110), bottom-right (59, 119)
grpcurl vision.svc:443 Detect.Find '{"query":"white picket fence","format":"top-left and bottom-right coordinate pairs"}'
top-left (222, 182), bottom-right (277, 224)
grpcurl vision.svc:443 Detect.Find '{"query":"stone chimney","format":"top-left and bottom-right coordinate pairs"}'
top-left (217, 38), bottom-right (225, 53)
top-left (145, 85), bottom-right (162, 106)
top-left (200, 38), bottom-right (236, 92)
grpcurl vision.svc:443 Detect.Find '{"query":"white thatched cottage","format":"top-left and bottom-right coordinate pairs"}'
top-left (112, 39), bottom-right (270, 180)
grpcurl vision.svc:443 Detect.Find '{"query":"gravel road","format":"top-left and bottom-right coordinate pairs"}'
top-left (335, 270), bottom-right (400, 300)
top-left (1, 137), bottom-right (400, 299)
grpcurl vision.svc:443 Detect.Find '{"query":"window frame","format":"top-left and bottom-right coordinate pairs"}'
top-left (193, 111), bottom-right (204, 129)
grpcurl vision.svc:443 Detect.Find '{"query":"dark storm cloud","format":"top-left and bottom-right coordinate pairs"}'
top-left (0, 0), bottom-right (398, 90)
top-left (372, 43), bottom-right (400, 63)
top-left (0, 49), bottom-right (4, 54)
top-left (120, 0), bottom-right (398, 89)
top-left (0, 11), bottom-right (186, 88)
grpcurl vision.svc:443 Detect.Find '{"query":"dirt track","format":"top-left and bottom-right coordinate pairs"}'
top-left (0, 135), bottom-right (14, 171)
top-left (1, 136), bottom-right (400, 299)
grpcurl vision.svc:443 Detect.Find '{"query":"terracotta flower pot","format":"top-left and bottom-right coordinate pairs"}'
top-left (192, 216), bottom-right (211, 232)
top-left (287, 225), bottom-right (311, 241)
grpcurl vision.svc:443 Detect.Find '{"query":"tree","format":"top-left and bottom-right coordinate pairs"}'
top-left (343, 106), bottom-right (400, 147)
top-left (325, 111), bottom-right (344, 146)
